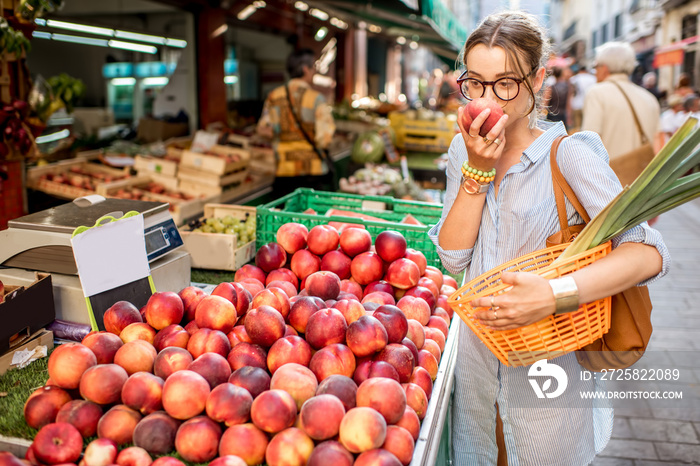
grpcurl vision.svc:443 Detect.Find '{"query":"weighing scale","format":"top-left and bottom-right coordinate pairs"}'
top-left (0, 196), bottom-right (191, 325)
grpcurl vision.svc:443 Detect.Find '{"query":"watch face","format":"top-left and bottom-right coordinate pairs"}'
top-left (463, 178), bottom-right (487, 194)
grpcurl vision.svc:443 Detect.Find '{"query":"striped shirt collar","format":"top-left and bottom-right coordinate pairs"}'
top-left (521, 120), bottom-right (568, 165)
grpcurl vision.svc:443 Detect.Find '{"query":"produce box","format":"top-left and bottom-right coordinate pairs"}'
top-left (98, 176), bottom-right (205, 226)
top-left (134, 154), bottom-right (181, 177)
top-left (26, 159), bottom-right (131, 200)
top-left (164, 136), bottom-right (193, 159)
top-left (180, 204), bottom-right (256, 270)
top-left (0, 274), bottom-right (55, 356)
top-left (180, 145), bottom-right (250, 175)
top-left (0, 329), bottom-right (53, 376)
top-left (276, 141), bottom-right (323, 177)
top-left (389, 111), bottom-right (457, 153)
top-left (256, 188), bottom-right (445, 271)
top-left (177, 166), bottom-right (249, 190)
top-left (135, 171), bottom-right (179, 191)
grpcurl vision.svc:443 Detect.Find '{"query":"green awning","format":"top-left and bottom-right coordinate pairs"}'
top-left (420, 0), bottom-right (468, 51)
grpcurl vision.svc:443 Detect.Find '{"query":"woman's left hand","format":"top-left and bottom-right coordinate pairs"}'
top-left (471, 272), bottom-right (558, 330)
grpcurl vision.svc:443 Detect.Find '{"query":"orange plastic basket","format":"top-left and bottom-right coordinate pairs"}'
top-left (448, 242), bottom-right (612, 367)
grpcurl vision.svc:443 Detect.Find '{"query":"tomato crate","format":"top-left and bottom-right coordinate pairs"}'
top-left (255, 188), bottom-right (445, 271)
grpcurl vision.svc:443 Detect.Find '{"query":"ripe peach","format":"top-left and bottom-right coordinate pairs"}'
top-left (218, 423), bottom-right (268, 465)
top-left (97, 405), bottom-right (142, 446)
top-left (227, 325), bottom-right (251, 348)
top-left (396, 406), bottom-right (420, 441)
top-left (404, 249), bottom-right (427, 276)
top-left (356, 377), bottom-right (407, 424)
top-left (308, 440), bottom-right (354, 466)
top-left (437, 294), bottom-right (454, 318)
top-left (405, 319), bottom-right (425, 350)
top-left (362, 291), bottom-right (396, 307)
top-left (184, 320), bottom-right (199, 335)
top-left (444, 275), bottom-right (458, 289)
top-left (309, 343), bottom-right (356, 382)
top-left (187, 352), bottom-right (231, 389)
top-left (121, 372), bottom-right (164, 415)
top-left (153, 324), bottom-right (190, 352)
top-left (132, 411), bottom-right (181, 456)
top-left (250, 389), bottom-right (297, 433)
top-left (332, 298), bottom-right (365, 325)
top-left (305, 307), bottom-right (347, 349)
top-left (321, 250), bottom-right (352, 280)
top-left (114, 340), bottom-right (157, 375)
top-left (104, 301), bottom-right (143, 335)
top-left (48, 342), bottom-right (97, 389)
top-left (206, 383), bottom-right (253, 426)
top-left (266, 268), bottom-right (299, 289)
top-left (154, 346), bottom-right (193, 379)
top-left (115, 446), bottom-right (152, 466)
top-left (178, 286), bottom-right (207, 322)
top-left (307, 224), bottom-right (339, 256)
top-left (287, 296), bottom-right (322, 333)
top-left (256, 242), bottom-right (287, 272)
top-left (237, 277), bottom-right (265, 297)
top-left (144, 291), bottom-right (184, 330)
top-left (375, 231), bottom-right (407, 263)
top-left (32, 422), bottom-right (82, 465)
top-left (229, 366), bottom-right (271, 398)
top-left (424, 326), bottom-right (446, 353)
top-left (55, 399), bottom-right (103, 438)
top-left (195, 295), bottom-right (237, 334)
top-left (427, 315), bottom-right (449, 340)
top-left (209, 456), bottom-right (247, 466)
top-left (402, 337), bottom-right (419, 363)
top-left (299, 394), bottom-right (345, 440)
top-left (0, 452), bottom-right (26, 466)
top-left (290, 249), bottom-right (321, 282)
top-left (340, 279), bottom-right (364, 300)
top-left (350, 252), bottom-right (385, 285)
top-left (385, 258), bottom-right (420, 290)
top-left (409, 366), bottom-right (434, 400)
top-left (432, 306), bottom-right (451, 326)
top-left (151, 457), bottom-right (185, 466)
top-left (339, 227), bottom-right (372, 257)
top-left (83, 438), bottom-right (118, 466)
top-left (462, 97), bottom-right (504, 136)
top-left (234, 263), bottom-right (267, 284)
top-left (270, 362), bottom-right (318, 411)
top-left (268, 280), bottom-right (297, 299)
top-left (211, 281), bottom-right (238, 306)
top-left (227, 342), bottom-right (268, 371)
top-left (187, 328), bottom-right (231, 358)
top-left (162, 370), bottom-right (210, 420)
top-left (174, 415), bottom-right (222, 463)
top-left (244, 304), bottom-right (285, 347)
top-left (346, 315), bottom-right (389, 358)
top-left (364, 280), bottom-right (394, 298)
top-left (120, 322), bottom-right (157, 344)
top-left (355, 448), bottom-right (403, 466)
top-left (230, 282), bottom-right (253, 316)
top-left (251, 288), bottom-right (290, 319)
top-left (422, 338), bottom-right (442, 363)
top-left (417, 349), bottom-right (439, 381)
top-left (315, 374), bottom-right (357, 412)
top-left (265, 427), bottom-right (314, 466)
top-left (353, 359), bottom-right (400, 385)
top-left (397, 296), bottom-right (430, 326)
top-left (402, 383), bottom-right (428, 419)
top-left (82, 331), bottom-right (123, 364)
top-left (373, 305), bottom-right (408, 343)
top-left (267, 335), bottom-right (312, 373)
top-left (24, 385), bottom-right (72, 430)
top-left (338, 407), bottom-right (387, 453)
top-left (276, 222), bottom-right (309, 254)
top-left (375, 343), bottom-right (415, 383)
top-left (80, 364), bottom-right (129, 405)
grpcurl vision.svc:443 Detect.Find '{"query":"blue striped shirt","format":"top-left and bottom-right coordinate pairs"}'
top-left (428, 121), bottom-right (670, 465)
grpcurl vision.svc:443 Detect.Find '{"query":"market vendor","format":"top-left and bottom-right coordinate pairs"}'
top-left (256, 48), bottom-right (336, 194)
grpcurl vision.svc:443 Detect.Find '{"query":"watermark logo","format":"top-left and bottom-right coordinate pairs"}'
top-left (528, 360), bottom-right (568, 399)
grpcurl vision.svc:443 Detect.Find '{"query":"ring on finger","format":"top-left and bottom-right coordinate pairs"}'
top-left (493, 309), bottom-right (498, 320)
top-left (483, 136), bottom-right (493, 145)
top-left (493, 137), bottom-right (502, 146)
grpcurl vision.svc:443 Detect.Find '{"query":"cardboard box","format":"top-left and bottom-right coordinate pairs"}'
top-left (180, 204), bottom-right (256, 270)
top-left (0, 330), bottom-right (53, 376)
top-left (0, 274), bottom-right (55, 355)
top-left (137, 118), bottom-right (190, 143)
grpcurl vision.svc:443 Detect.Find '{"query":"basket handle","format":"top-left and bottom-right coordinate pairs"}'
top-left (550, 136), bottom-right (590, 225)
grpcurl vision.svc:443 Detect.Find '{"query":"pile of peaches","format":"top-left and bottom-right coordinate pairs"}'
top-left (11, 224), bottom-right (458, 466)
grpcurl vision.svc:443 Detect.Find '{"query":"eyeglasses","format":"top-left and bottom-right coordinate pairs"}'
top-left (457, 69), bottom-right (534, 101)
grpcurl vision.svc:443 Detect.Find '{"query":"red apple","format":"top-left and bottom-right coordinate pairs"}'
top-left (32, 422), bottom-right (82, 464)
top-left (276, 222), bottom-right (309, 254)
top-left (339, 227), bottom-right (372, 257)
top-left (144, 292), bottom-right (184, 330)
top-left (307, 225), bottom-right (340, 256)
top-left (461, 97), bottom-right (504, 137)
top-left (374, 231), bottom-right (407, 263)
top-left (103, 301), bottom-right (143, 335)
top-left (255, 242), bottom-right (287, 272)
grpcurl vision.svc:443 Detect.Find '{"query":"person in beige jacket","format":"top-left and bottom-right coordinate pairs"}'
top-left (581, 42), bottom-right (660, 160)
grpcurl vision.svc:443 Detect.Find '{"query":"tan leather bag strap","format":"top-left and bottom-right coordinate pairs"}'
top-left (610, 80), bottom-right (649, 144)
top-left (550, 135), bottom-right (591, 226)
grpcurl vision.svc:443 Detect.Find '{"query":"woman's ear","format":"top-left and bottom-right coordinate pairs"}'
top-left (532, 66), bottom-right (547, 93)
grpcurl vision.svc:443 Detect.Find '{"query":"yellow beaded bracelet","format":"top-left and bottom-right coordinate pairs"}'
top-left (461, 166), bottom-right (495, 183)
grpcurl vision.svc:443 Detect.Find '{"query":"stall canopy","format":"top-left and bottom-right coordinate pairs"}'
top-left (653, 35), bottom-right (699, 68)
top-left (309, 0), bottom-right (468, 63)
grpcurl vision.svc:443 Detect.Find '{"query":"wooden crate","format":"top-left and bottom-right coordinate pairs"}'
top-left (0, 329), bottom-right (53, 376)
top-left (136, 171), bottom-right (179, 191)
top-left (180, 204), bottom-right (256, 270)
top-left (134, 154), bottom-right (180, 177)
top-left (27, 159), bottom-right (131, 200)
top-left (180, 145), bottom-right (250, 175)
top-left (249, 146), bottom-right (276, 176)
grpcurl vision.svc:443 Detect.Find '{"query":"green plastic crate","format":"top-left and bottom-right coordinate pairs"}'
top-left (255, 188), bottom-right (445, 271)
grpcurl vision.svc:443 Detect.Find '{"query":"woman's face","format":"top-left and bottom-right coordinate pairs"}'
top-left (464, 44), bottom-right (544, 125)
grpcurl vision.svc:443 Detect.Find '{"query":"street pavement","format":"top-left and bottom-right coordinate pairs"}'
top-left (591, 198), bottom-right (700, 465)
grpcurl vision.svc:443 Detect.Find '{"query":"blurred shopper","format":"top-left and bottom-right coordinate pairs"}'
top-left (257, 48), bottom-right (336, 194)
top-left (674, 72), bottom-right (696, 98)
top-left (570, 66), bottom-right (597, 130)
top-left (582, 42), bottom-right (660, 167)
top-left (658, 93), bottom-right (686, 146)
top-left (430, 12), bottom-right (667, 466)
top-left (642, 71), bottom-right (664, 102)
top-left (545, 66), bottom-right (572, 127)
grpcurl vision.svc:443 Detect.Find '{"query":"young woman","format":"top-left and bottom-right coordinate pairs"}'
top-left (428, 12), bottom-right (669, 465)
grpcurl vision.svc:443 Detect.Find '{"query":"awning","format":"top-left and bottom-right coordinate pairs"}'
top-left (420, 0), bottom-right (468, 51)
top-left (653, 35), bottom-right (699, 68)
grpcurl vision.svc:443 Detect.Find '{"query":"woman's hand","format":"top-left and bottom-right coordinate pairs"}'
top-left (471, 272), bottom-right (558, 330)
top-left (456, 105), bottom-right (508, 172)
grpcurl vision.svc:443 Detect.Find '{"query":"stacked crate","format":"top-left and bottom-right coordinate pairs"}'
top-left (133, 154), bottom-right (180, 191)
top-left (177, 145), bottom-right (250, 198)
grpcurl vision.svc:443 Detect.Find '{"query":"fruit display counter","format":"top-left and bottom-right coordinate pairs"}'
top-left (0, 219), bottom-right (462, 465)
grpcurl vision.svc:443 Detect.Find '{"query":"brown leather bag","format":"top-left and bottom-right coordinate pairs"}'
top-left (607, 81), bottom-right (656, 187)
top-left (546, 136), bottom-right (654, 372)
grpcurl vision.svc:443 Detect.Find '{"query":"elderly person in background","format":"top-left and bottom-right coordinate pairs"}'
top-left (581, 42), bottom-right (660, 163)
